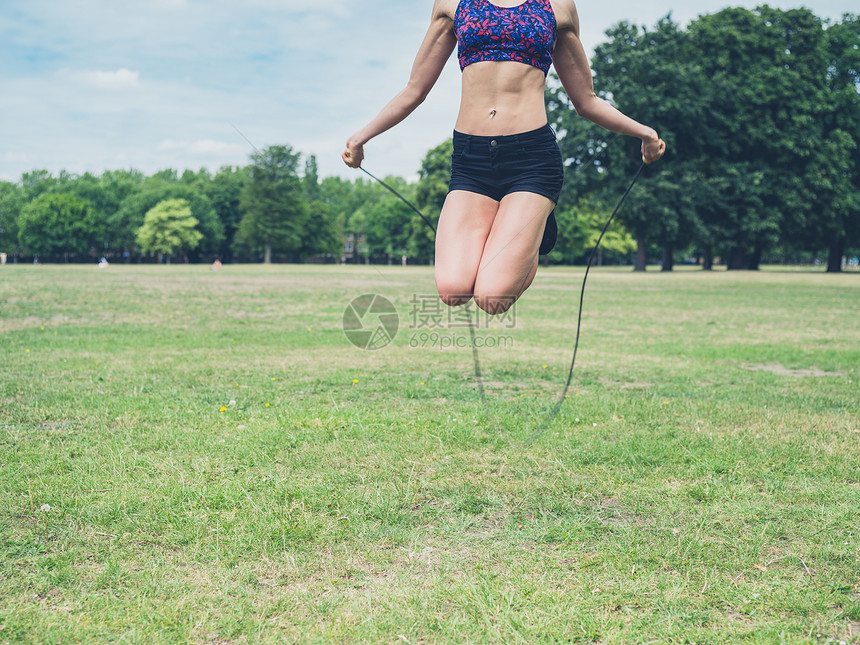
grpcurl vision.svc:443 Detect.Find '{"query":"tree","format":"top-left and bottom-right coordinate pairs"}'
top-left (319, 176), bottom-right (363, 261)
top-left (180, 168), bottom-right (212, 193)
top-left (20, 170), bottom-right (62, 202)
top-left (62, 171), bottom-right (143, 258)
top-left (235, 145), bottom-right (309, 263)
top-left (411, 139), bottom-right (452, 262)
top-left (18, 193), bottom-right (100, 261)
top-left (349, 178), bottom-right (414, 262)
top-left (548, 8), bottom-right (855, 271)
top-left (793, 128), bottom-right (856, 271)
top-left (67, 171), bottom-right (139, 218)
top-left (303, 155), bottom-right (321, 201)
top-left (149, 169), bottom-right (180, 184)
top-left (111, 185), bottom-right (223, 260)
top-left (548, 16), bottom-right (709, 270)
top-left (206, 166), bottom-right (247, 262)
top-left (0, 182), bottom-right (24, 257)
top-left (554, 195), bottom-right (636, 265)
top-left (299, 198), bottom-right (343, 261)
top-left (297, 155), bottom-right (341, 260)
top-left (135, 199), bottom-right (202, 262)
top-left (814, 14), bottom-right (859, 271)
top-left (687, 7), bottom-right (831, 269)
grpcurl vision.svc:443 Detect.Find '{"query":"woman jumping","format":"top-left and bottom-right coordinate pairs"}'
top-left (343, 0), bottom-right (666, 314)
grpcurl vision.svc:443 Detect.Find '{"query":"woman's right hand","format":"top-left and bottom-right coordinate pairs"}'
top-left (342, 141), bottom-right (364, 169)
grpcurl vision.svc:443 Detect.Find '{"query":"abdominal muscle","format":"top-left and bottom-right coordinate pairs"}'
top-left (454, 61), bottom-right (550, 135)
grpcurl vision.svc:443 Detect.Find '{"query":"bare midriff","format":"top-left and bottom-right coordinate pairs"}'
top-left (454, 60), bottom-right (549, 135)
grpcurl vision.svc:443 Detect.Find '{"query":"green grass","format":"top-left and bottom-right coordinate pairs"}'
top-left (1, 263), bottom-right (858, 644)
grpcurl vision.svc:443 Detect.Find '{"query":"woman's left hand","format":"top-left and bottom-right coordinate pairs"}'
top-left (641, 137), bottom-right (666, 164)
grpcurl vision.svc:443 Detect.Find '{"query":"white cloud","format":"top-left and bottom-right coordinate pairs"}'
top-left (1, 151), bottom-right (36, 163)
top-left (245, 0), bottom-right (350, 16)
top-left (0, 0), bottom-right (855, 183)
top-left (89, 68), bottom-right (141, 88)
top-left (59, 68), bottom-right (142, 90)
top-left (157, 139), bottom-right (248, 157)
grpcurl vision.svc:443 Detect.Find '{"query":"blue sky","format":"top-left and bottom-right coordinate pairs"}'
top-left (0, 0), bottom-right (855, 183)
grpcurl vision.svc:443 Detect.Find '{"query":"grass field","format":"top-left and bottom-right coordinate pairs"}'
top-left (1, 263), bottom-right (858, 644)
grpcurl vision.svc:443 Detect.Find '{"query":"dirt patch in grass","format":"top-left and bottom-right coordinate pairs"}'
top-left (742, 363), bottom-right (846, 378)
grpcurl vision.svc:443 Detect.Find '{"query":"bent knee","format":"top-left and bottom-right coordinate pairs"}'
top-left (473, 291), bottom-right (517, 315)
top-left (435, 278), bottom-right (474, 308)
top-left (438, 292), bottom-right (472, 307)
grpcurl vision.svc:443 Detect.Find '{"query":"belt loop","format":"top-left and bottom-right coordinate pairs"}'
top-left (515, 132), bottom-right (526, 154)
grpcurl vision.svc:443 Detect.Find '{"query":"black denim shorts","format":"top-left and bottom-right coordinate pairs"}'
top-left (448, 123), bottom-right (564, 254)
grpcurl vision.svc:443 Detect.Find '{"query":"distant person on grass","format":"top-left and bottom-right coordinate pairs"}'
top-left (343, 0), bottom-right (665, 314)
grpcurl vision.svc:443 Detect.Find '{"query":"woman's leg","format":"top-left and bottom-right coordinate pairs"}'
top-left (473, 191), bottom-right (555, 314)
top-left (434, 190), bottom-right (500, 306)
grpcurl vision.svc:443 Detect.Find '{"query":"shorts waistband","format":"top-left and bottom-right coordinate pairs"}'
top-left (452, 123), bottom-right (554, 149)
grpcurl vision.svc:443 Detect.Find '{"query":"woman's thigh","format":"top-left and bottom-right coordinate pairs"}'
top-left (434, 189), bottom-right (499, 305)
top-left (473, 191), bottom-right (554, 312)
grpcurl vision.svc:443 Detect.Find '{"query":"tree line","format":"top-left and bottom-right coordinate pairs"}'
top-left (0, 146), bottom-right (446, 266)
top-left (0, 7), bottom-right (856, 270)
top-left (547, 6), bottom-right (858, 272)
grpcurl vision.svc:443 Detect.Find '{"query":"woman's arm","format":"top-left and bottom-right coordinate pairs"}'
top-left (343, 1), bottom-right (457, 168)
top-left (551, 0), bottom-right (665, 163)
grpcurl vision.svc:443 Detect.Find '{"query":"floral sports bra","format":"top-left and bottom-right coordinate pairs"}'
top-left (454, 0), bottom-right (557, 76)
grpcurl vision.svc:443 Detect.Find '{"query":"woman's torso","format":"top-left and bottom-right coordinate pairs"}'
top-left (444, 0), bottom-right (564, 135)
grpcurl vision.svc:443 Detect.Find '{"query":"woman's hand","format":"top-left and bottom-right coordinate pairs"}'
top-left (342, 141), bottom-right (364, 169)
top-left (340, 3), bottom-right (456, 171)
top-left (641, 136), bottom-right (666, 164)
top-left (551, 11), bottom-right (669, 164)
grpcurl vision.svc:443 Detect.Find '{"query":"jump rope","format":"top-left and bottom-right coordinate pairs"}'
top-left (233, 120), bottom-right (648, 441)
top-left (230, 117), bottom-right (647, 438)
top-left (360, 151), bottom-right (648, 444)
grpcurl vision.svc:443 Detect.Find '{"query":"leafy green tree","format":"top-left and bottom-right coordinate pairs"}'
top-left (813, 14), bottom-right (859, 271)
top-left (671, 163), bottom-right (726, 270)
top-left (18, 193), bottom-right (100, 261)
top-left (135, 199), bottom-right (202, 263)
top-left (206, 166), bottom-right (247, 262)
top-left (20, 170), bottom-right (63, 201)
top-left (0, 182), bottom-right (24, 257)
top-left (554, 195), bottom-right (635, 265)
top-left (411, 139), bottom-right (452, 262)
top-left (791, 128), bottom-right (856, 271)
top-left (549, 8), bottom-right (855, 271)
top-left (111, 185), bottom-right (223, 260)
top-left (687, 7), bottom-right (831, 269)
top-left (333, 179), bottom-right (394, 263)
top-left (548, 16), bottom-right (709, 270)
top-left (303, 155), bottom-right (321, 201)
top-left (236, 145), bottom-right (309, 263)
top-left (319, 176), bottom-right (360, 260)
top-left (349, 178), bottom-right (414, 262)
top-left (67, 171), bottom-right (136, 210)
top-left (62, 171), bottom-right (144, 257)
top-left (300, 198), bottom-right (343, 261)
top-left (180, 168), bottom-right (212, 193)
top-left (148, 169), bottom-right (180, 184)
top-left (298, 155), bottom-right (341, 259)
